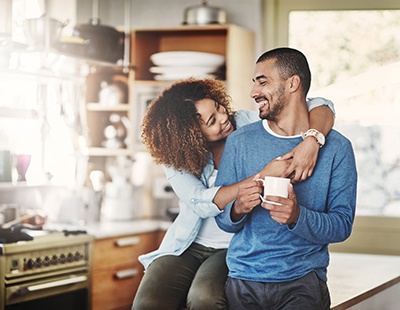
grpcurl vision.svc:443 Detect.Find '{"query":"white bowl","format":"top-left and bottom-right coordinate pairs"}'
top-left (154, 73), bottom-right (216, 81)
top-left (150, 51), bottom-right (225, 67)
top-left (149, 65), bottom-right (218, 75)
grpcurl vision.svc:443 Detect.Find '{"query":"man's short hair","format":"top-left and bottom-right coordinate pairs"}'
top-left (256, 47), bottom-right (311, 96)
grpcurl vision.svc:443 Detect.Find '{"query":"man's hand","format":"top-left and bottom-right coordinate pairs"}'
top-left (231, 174), bottom-right (262, 222)
top-left (260, 183), bottom-right (300, 225)
top-left (280, 137), bottom-right (319, 182)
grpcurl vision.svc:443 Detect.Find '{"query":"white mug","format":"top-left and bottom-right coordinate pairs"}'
top-left (257, 176), bottom-right (290, 205)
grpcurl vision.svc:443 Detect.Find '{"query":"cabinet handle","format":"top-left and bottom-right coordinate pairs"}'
top-left (115, 236), bottom-right (141, 247)
top-left (114, 268), bottom-right (139, 279)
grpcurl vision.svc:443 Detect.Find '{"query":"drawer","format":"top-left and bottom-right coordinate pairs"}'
top-left (93, 232), bottom-right (159, 269)
top-left (92, 261), bottom-right (143, 310)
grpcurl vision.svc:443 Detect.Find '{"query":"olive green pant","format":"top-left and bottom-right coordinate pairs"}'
top-left (132, 243), bottom-right (228, 310)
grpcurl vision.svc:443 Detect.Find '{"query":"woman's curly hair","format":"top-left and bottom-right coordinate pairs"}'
top-left (141, 78), bottom-right (236, 177)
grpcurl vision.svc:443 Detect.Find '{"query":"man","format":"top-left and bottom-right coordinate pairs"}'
top-left (215, 47), bottom-right (357, 309)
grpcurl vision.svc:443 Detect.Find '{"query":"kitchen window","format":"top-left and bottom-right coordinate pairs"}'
top-left (273, 2), bottom-right (400, 217)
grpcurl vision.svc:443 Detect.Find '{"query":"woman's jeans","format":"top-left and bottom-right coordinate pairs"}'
top-left (131, 243), bottom-right (228, 310)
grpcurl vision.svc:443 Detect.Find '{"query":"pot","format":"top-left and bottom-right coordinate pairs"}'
top-left (73, 0), bottom-right (124, 63)
top-left (24, 15), bottom-right (68, 48)
top-left (73, 21), bottom-right (124, 63)
top-left (183, 1), bottom-right (226, 25)
top-left (0, 204), bottom-right (20, 226)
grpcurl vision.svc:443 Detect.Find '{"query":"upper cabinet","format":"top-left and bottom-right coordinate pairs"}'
top-left (84, 68), bottom-right (131, 157)
top-left (130, 24), bottom-right (255, 111)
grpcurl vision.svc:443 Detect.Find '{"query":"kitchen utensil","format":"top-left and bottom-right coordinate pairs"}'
top-left (55, 37), bottom-right (87, 57)
top-left (0, 207), bottom-right (46, 229)
top-left (101, 114), bottom-right (128, 149)
top-left (73, 23), bottom-right (124, 63)
top-left (0, 150), bottom-right (12, 182)
top-left (183, 1), bottom-right (226, 25)
top-left (24, 15), bottom-right (68, 48)
top-left (73, 0), bottom-right (124, 63)
top-left (99, 81), bottom-right (123, 106)
top-left (15, 154), bottom-right (31, 181)
top-left (1, 213), bottom-right (33, 229)
top-left (0, 203), bottom-right (19, 226)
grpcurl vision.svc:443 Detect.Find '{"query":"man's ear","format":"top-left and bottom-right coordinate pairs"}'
top-left (288, 75), bottom-right (301, 93)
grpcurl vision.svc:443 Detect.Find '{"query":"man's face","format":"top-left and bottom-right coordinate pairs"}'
top-left (250, 59), bottom-right (287, 120)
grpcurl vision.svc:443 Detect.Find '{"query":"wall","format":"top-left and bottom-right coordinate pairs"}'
top-left (330, 216), bottom-right (400, 256)
top-left (76, 0), bottom-right (264, 58)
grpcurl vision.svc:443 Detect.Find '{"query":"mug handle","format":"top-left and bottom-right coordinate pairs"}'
top-left (255, 178), bottom-right (265, 186)
top-left (256, 179), bottom-right (267, 202)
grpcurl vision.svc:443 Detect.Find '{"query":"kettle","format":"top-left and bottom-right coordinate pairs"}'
top-left (183, 1), bottom-right (226, 25)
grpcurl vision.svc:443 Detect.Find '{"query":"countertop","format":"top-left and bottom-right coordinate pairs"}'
top-left (328, 252), bottom-right (400, 309)
top-left (45, 220), bottom-right (400, 308)
top-left (45, 218), bottom-right (172, 239)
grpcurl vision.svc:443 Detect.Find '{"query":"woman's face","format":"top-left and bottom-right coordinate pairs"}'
top-left (195, 98), bottom-right (234, 143)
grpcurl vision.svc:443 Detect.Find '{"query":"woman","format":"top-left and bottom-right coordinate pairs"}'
top-left (132, 78), bottom-right (335, 310)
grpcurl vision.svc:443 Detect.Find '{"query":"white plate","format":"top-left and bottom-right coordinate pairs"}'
top-left (154, 73), bottom-right (216, 81)
top-left (150, 51), bottom-right (225, 67)
top-left (149, 66), bottom-right (218, 75)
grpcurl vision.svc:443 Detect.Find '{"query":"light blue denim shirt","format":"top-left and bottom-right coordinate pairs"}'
top-left (139, 98), bottom-right (335, 269)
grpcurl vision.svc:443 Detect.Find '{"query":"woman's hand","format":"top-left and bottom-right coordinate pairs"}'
top-left (280, 138), bottom-right (319, 182)
top-left (259, 157), bottom-right (292, 179)
top-left (231, 174), bottom-right (263, 222)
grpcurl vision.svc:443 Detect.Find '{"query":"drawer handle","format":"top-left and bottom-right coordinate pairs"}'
top-left (115, 236), bottom-right (141, 247)
top-left (114, 268), bottom-right (139, 279)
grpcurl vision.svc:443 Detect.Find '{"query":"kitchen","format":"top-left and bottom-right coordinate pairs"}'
top-left (1, 0), bottom-right (400, 309)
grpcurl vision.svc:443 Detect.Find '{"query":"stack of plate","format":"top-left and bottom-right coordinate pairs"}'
top-left (149, 51), bottom-right (225, 81)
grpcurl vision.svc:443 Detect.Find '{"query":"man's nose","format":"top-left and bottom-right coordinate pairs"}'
top-left (250, 84), bottom-right (259, 98)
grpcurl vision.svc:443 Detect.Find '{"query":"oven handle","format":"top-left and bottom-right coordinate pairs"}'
top-left (114, 268), bottom-right (139, 279)
top-left (27, 275), bottom-right (88, 292)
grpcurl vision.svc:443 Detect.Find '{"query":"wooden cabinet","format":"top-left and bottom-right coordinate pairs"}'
top-left (84, 68), bottom-right (132, 157)
top-left (130, 24), bottom-right (255, 113)
top-left (91, 230), bottom-right (163, 310)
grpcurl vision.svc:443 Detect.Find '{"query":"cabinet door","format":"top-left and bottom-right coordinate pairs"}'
top-left (92, 261), bottom-right (143, 310)
top-left (92, 231), bottom-right (162, 309)
top-left (92, 232), bottom-right (158, 269)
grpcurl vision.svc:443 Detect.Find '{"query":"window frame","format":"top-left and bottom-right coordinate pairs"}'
top-left (263, 0), bottom-right (400, 49)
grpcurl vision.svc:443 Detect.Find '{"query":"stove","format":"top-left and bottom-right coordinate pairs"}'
top-left (0, 227), bottom-right (93, 310)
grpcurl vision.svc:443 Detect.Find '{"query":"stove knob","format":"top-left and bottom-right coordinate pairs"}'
top-left (67, 253), bottom-right (74, 263)
top-left (43, 256), bottom-right (51, 267)
top-left (35, 257), bottom-right (42, 268)
top-left (59, 254), bottom-right (66, 264)
top-left (74, 251), bottom-right (83, 261)
top-left (26, 259), bottom-right (34, 269)
top-left (51, 255), bottom-right (58, 265)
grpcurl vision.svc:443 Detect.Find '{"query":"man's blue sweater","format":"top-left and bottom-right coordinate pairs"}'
top-left (215, 120), bottom-right (357, 282)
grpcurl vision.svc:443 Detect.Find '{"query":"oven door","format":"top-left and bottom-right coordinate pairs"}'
top-left (5, 274), bottom-right (90, 310)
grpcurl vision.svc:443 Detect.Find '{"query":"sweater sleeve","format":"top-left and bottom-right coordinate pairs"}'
top-left (214, 135), bottom-right (248, 233)
top-left (289, 136), bottom-right (357, 244)
top-left (306, 97), bottom-right (336, 115)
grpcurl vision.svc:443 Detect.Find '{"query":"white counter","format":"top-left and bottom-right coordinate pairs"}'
top-left (45, 219), bottom-right (171, 239)
top-left (45, 220), bottom-right (400, 309)
top-left (329, 252), bottom-right (400, 309)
